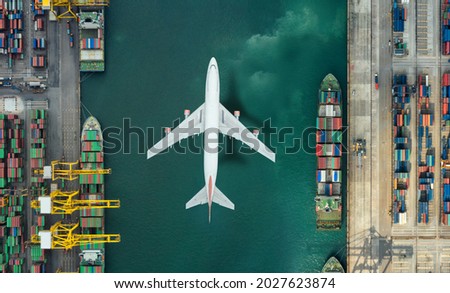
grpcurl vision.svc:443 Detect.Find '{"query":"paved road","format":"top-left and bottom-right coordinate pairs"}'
top-left (349, 0), bottom-right (450, 273)
top-left (347, 0), bottom-right (392, 273)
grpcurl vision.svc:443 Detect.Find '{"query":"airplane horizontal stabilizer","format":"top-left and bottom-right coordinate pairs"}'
top-left (186, 186), bottom-right (207, 209)
top-left (213, 187), bottom-right (235, 210)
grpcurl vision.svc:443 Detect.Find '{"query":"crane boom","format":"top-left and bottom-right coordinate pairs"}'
top-left (35, 0), bottom-right (110, 20)
top-left (31, 190), bottom-right (120, 214)
top-left (34, 160), bottom-right (111, 181)
top-left (31, 222), bottom-right (120, 250)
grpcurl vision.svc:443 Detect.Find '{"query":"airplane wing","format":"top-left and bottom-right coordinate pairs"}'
top-left (218, 103), bottom-right (276, 162)
top-left (147, 103), bottom-right (205, 159)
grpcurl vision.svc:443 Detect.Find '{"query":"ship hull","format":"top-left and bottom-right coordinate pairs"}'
top-left (79, 116), bottom-right (105, 273)
top-left (315, 74), bottom-right (343, 230)
top-left (322, 257), bottom-right (345, 273)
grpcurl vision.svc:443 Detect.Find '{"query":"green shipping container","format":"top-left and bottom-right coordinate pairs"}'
top-left (332, 131), bottom-right (342, 143)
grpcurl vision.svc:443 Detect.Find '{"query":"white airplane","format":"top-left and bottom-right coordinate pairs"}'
top-left (147, 57), bottom-right (275, 222)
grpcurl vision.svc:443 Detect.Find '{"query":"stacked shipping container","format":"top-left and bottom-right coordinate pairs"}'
top-left (417, 75), bottom-right (434, 224)
top-left (31, 0), bottom-right (46, 69)
top-left (30, 109), bottom-right (46, 186)
top-left (0, 114), bottom-right (5, 273)
top-left (393, 1), bottom-right (407, 32)
top-left (442, 74), bottom-right (450, 226)
top-left (392, 75), bottom-right (411, 224)
top-left (0, 0), bottom-right (6, 55)
top-left (32, 37), bottom-right (44, 49)
top-left (0, 112), bottom-right (35, 272)
top-left (5, 115), bottom-right (22, 183)
top-left (4, 0), bottom-right (24, 67)
top-left (29, 109), bottom-right (47, 273)
top-left (30, 55), bottom-right (45, 68)
top-left (79, 118), bottom-right (106, 272)
top-left (443, 0), bottom-right (450, 55)
top-left (81, 38), bottom-right (101, 49)
top-left (0, 188), bottom-right (26, 273)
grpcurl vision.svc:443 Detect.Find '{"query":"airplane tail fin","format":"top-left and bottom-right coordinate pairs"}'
top-left (185, 186), bottom-right (234, 222)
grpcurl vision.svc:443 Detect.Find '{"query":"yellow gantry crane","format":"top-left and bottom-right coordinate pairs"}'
top-left (36, 0), bottom-right (110, 20)
top-left (33, 160), bottom-right (111, 181)
top-left (30, 190), bottom-right (120, 215)
top-left (31, 221), bottom-right (120, 250)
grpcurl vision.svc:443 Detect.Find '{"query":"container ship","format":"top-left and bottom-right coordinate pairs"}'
top-left (79, 116), bottom-right (105, 273)
top-left (321, 256), bottom-right (345, 273)
top-left (78, 9), bottom-right (105, 72)
top-left (315, 74), bottom-right (343, 230)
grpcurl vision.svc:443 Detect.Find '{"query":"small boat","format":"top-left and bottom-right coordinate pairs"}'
top-left (321, 257), bottom-right (345, 273)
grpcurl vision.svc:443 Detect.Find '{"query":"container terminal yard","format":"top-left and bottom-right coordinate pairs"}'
top-left (347, 0), bottom-right (450, 272)
top-left (0, 0), bottom-right (119, 273)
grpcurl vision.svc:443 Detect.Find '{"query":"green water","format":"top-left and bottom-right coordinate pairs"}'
top-left (81, 0), bottom-right (347, 272)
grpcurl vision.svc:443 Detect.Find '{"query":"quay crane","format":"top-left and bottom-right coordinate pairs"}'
top-left (33, 160), bottom-right (111, 181)
top-left (36, 0), bottom-right (109, 20)
top-left (31, 221), bottom-right (120, 250)
top-left (30, 190), bottom-right (120, 215)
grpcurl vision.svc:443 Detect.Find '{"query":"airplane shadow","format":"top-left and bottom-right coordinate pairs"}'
top-left (219, 72), bottom-right (266, 165)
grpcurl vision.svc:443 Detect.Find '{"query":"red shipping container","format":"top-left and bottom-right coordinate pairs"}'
top-left (316, 144), bottom-right (323, 156)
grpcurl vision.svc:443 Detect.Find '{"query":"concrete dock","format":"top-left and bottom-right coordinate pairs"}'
top-left (348, 0), bottom-right (450, 273)
top-left (0, 1), bottom-right (81, 272)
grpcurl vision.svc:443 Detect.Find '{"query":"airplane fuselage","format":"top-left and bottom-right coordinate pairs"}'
top-left (203, 58), bottom-right (220, 210)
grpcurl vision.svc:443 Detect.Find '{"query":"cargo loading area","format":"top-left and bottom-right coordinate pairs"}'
top-left (348, 0), bottom-right (450, 273)
top-left (0, 0), bottom-right (116, 273)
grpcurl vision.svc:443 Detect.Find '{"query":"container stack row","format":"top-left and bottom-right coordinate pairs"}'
top-left (443, 0), bottom-right (450, 54)
top-left (0, 115), bottom-right (4, 271)
top-left (30, 109), bottom-right (46, 187)
top-left (81, 38), bottom-right (101, 49)
top-left (30, 1), bottom-right (43, 17)
top-left (417, 75), bottom-right (434, 224)
top-left (442, 73), bottom-right (450, 124)
top-left (6, 115), bottom-right (23, 183)
top-left (29, 110), bottom-right (47, 273)
top-left (392, 75), bottom-right (411, 224)
top-left (0, 2), bottom-right (6, 55)
top-left (29, 211), bottom-right (46, 273)
top-left (0, 189), bottom-right (26, 273)
top-left (0, 117), bottom-right (5, 189)
top-left (442, 73), bottom-right (450, 226)
top-left (30, 55), bottom-right (45, 68)
top-left (31, 0), bottom-right (46, 68)
top-left (2, 116), bottom-right (23, 273)
top-left (32, 38), bottom-right (44, 49)
top-left (442, 175), bottom-right (450, 225)
top-left (393, 1), bottom-right (407, 32)
top-left (3, 0), bottom-right (24, 67)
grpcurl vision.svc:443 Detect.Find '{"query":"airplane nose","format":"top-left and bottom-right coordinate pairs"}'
top-left (209, 57), bottom-right (217, 67)
top-left (206, 58), bottom-right (219, 93)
